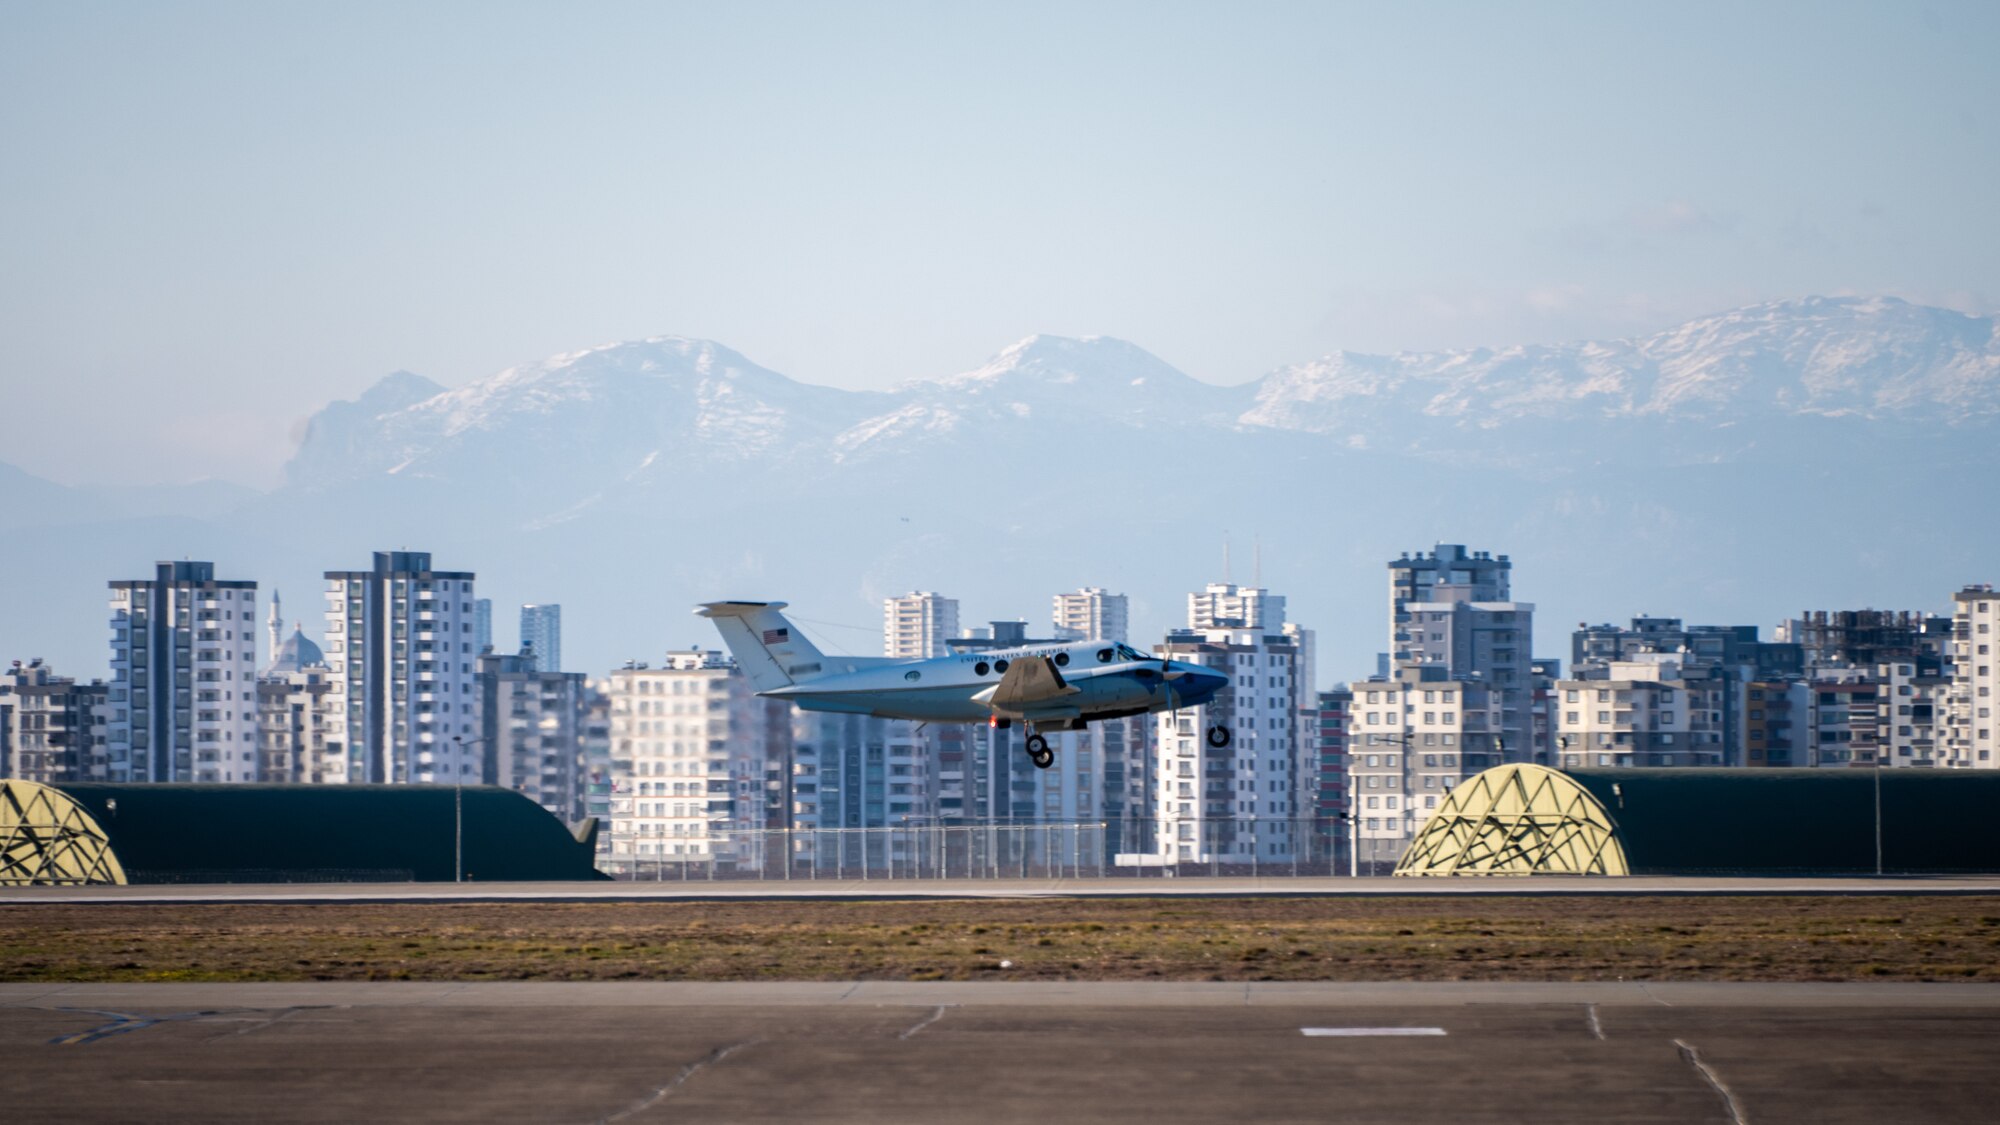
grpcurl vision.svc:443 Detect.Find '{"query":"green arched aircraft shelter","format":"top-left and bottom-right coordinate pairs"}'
top-left (0, 779), bottom-right (604, 884)
top-left (1396, 765), bottom-right (2000, 877)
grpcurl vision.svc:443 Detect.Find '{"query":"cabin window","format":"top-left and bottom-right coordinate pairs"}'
top-left (904, 670), bottom-right (921, 682)
top-left (1097, 649), bottom-right (1113, 663)
top-left (1054, 652), bottom-right (1070, 666)
top-left (994, 660), bottom-right (1010, 673)
top-left (975, 662), bottom-right (990, 676)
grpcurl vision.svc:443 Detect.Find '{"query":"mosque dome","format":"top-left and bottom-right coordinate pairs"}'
top-left (264, 624), bottom-right (326, 676)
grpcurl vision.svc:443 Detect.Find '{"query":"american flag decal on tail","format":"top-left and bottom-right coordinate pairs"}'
top-left (762, 627), bottom-right (790, 644)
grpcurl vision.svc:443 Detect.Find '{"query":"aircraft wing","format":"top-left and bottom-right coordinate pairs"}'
top-left (974, 656), bottom-right (1082, 710)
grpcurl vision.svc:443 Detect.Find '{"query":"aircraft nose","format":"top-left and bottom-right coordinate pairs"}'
top-left (1188, 666), bottom-right (1228, 700)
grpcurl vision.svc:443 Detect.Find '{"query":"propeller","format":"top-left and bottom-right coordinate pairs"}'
top-left (1153, 650), bottom-right (1185, 732)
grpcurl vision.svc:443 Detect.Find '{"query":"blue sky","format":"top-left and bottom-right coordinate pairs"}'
top-left (3, 0), bottom-right (1995, 486)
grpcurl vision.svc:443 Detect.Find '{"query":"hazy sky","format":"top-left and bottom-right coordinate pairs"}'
top-left (3, 0), bottom-right (1995, 487)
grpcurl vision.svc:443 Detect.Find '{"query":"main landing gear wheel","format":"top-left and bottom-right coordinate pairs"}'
top-left (1026, 733), bottom-right (1054, 769)
top-left (1206, 725), bottom-right (1231, 748)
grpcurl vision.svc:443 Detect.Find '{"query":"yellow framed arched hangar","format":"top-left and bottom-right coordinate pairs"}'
top-left (1394, 764), bottom-right (1628, 876)
top-left (0, 779), bottom-right (127, 885)
top-left (1397, 764), bottom-right (2000, 876)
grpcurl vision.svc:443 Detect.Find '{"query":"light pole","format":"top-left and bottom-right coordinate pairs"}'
top-left (451, 735), bottom-right (488, 883)
top-left (1873, 745), bottom-right (1884, 876)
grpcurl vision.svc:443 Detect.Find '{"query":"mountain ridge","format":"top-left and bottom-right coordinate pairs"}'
top-left (3, 295), bottom-right (1994, 685)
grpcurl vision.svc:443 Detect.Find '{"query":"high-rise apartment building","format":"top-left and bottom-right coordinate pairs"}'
top-left (520, 604), bottom-right (562, 672)
top-left (2, 659), bottom-right (107, 783)
top-left (1146, 585), bottom-right (1307, 866)
top-left (1053, 587), bottom-right (1129, 643)
top-left (1381, 545), bottom-right (1535, 778)
top-left (1572, 617), bottom-right (1800, 766)
top-left (1387, 544), bottom-right (1509, 651)
top-left (1553, 657), bottom-right (1727, 768)
top-left (1875, 659), bottom-right (1948, 767)
top-left (1944, 585), bottom-right (1999, 769)
top-left (884, 592), bottom-right (959, 659)
top-left (580, 682), bottom-right (614, 824)
top-left (604, 651), bottom-right (789, 870)
top-left (1313, 687), bottom-right (1352, 836)
top-left (108, 561), bottom-right (259, 783)
top-left (323, 551), bottom-right (480, 784)
top-left (1188, 582), bottom-right (1284, 631)
top-left (255, 620), bottom-right (337, 783)
top-left (477, 648), bottom-right (587, 820)
top-left (255, 669), bottom-right (338, 783)
top-left (1348, 668), bottom-right (1510, 868)
top-left (790, 711), bottom-right (930, 864)
top-left (473, 598), bottom-right (493, 653)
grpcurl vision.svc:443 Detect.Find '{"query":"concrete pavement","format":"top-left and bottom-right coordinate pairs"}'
top-left (7, 982), bottom-right (2000, 1122)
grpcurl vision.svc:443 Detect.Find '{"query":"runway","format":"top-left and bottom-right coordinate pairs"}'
top-left (7, 982), bottom-right (2000, 1122)
top-left (9, 874), bottom-right (2000, 905)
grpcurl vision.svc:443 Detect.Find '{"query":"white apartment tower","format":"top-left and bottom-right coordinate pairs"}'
top-left (1945, 585), bottom-right (1999, 769)
top-left (1188, 582), bottom-right (1284, 631)
top-left (1148, 588), bottom-right (1307, 866)
top-left (107, 561), bottom-right (260, 783)
top-left (520, 603), bottom-right (562, 672)
top-left (605, 651), bottom-right (787, 870)
top-left (323, 551), bottom-right (480, 784)
top-left (1053, 587), bottom-right (1129, 644)
top-left (884, 592), bottom-right (959, 659)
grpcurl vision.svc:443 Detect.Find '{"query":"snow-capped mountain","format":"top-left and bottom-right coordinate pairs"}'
top-left (285, 296), bottom-right (1999, 498)
top-left (1241, 297), bottom-right (2000, 438)
top-left (5, 295), bottom-right (1995, 683)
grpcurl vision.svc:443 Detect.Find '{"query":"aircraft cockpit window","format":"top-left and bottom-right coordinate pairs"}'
top-left (1096, 649), bottom-right (1113, 663)
top-left (1114, 644), bottom-right (1149, 662)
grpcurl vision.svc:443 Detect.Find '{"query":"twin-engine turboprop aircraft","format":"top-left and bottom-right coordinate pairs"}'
top-left (697, 600), bottom-right (1230, 768)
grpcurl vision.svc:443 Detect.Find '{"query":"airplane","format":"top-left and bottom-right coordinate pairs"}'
top-left (697, 600), bottom-right (1232, 768)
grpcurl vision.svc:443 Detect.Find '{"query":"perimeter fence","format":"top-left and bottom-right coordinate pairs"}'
top-left (596, 817), bottom-right (1412, 881)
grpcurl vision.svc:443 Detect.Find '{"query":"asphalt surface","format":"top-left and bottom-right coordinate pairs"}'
top-left (9, 874), bottom-right (2000, 904)
top-left (7, 982), bottom-right (2000, 1123)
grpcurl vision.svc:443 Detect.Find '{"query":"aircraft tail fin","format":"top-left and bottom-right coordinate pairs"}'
top-left (695, 601), bottom-right (832, 692)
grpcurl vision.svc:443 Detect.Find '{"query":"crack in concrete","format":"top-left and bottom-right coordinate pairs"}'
top-left (1585, 1003), bottom-right (1605, 1040)
top-left (1675, 1038), bottom-right (1749, 1125)
top-left (49, 1008), bottom-right (231, 1045)
top-left (594, 1039), bottom-right (761, 1124)
top-left (898, 1005), bottom-right (950, 1040)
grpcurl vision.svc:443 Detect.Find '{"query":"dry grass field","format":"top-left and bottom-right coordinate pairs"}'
top-left (6, 896), bottom-right (2000, 983)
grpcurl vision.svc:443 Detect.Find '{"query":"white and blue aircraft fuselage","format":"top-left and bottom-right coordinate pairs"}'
top-left (697, 600), bottom-right (1229, 768)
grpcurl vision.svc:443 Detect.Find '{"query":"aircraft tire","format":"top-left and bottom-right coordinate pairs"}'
top-left (1031, 748), bottom-right (1054, 769)
top-left (1206, 725), bottom-right (1231, 748)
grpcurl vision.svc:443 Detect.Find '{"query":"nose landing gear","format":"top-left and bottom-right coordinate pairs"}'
top-left (1206, 725), bottom-right (1231, 748)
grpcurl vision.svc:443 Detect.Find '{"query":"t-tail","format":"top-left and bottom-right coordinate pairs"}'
top-left (695, 601), bottom-right (835, 692)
